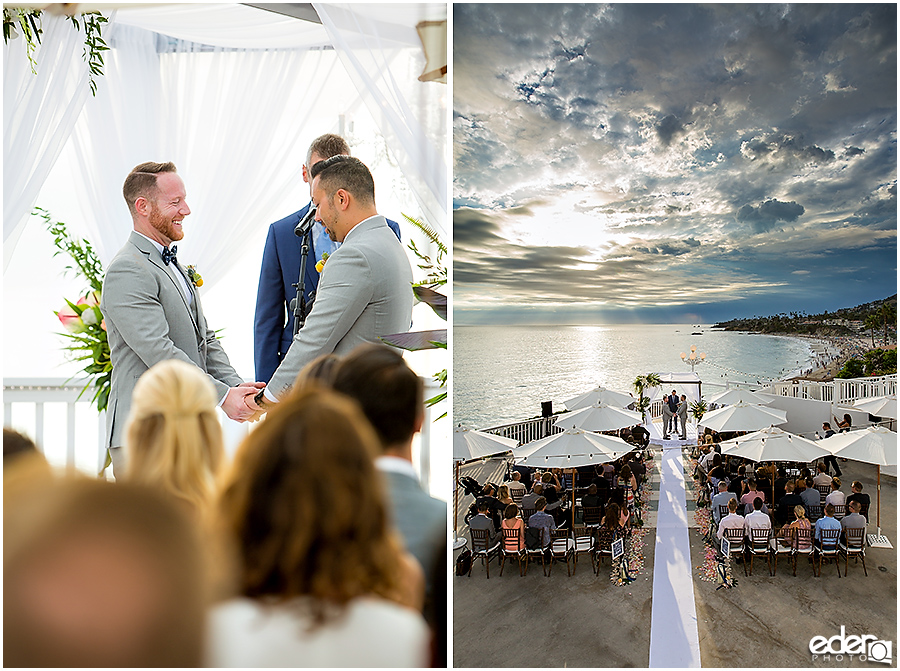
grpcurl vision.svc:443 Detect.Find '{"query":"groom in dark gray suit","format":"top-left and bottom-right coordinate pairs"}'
top-left (255, 156), bottom-right (413, 408)
top-left (332, 343), bottom-right (446, 583)
top-left (101, 162), bottom-right (262, 476)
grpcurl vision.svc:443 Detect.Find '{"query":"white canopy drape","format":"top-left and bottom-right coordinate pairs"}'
top-left (4, 3), bottom-right (447, 275)
top-left (4, 13), bottom-right (92, 268)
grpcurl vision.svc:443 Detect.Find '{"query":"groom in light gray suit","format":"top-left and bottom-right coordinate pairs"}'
top-left (332, 344), bottom-right (446, 594)
top-left (255, 156), bottom-right (413, 408)
top-left (101, 162), bottom-right (262, 476)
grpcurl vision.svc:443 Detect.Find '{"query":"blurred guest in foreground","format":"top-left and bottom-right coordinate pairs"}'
top-left (331, 343), bottom-right (446, 581)
top-left (208, 388), bottom-right (428, 667)
top-left (5, 478), bottom-right (207, 667)
top-left (124, 359), bottom-right (224, 518)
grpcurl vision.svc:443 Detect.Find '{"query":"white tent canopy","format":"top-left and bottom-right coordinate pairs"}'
top-left (647, 372), bottom-right (702, 403)
top-left (4, 3), bottom-right (448, 272)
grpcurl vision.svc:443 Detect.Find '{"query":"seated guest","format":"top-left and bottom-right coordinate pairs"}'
top-left (497, 484), bottom-right (514, 507)
top-left (773, 467), bottom-right (789, 504)
top-left (781, 505), bottom-right (812, 549)
top-left (507, 470), bottom-right (527, 500)
top-left (328, 343), bottom-right (448, 579)
top-left (846, 481), bottom-right (871, 515)
top-left (775, 480), bottom-right (804, 526)
top-left (541, 472), bottom-right (562, 510)
top-left (743, 496), bottom-right (771, 538)
top-left (291, 352), bottom-right (341, 391)
top-left (711, 481), bottom-right (737, 525)
top-left (706, 453), bottom-right (727, 488)
top-left (799, 476), bottom-right (819, 512)
top-left (501, 503), bottom-right (525, 550)
top-left (527, 497), bottom-right (556, 549)
top-left (6, 478), bottom-right (207, 668)
top-left (581, 483), bottom-right (603, 510)
top-left (814, 503), bottom-right (842, 549)
top-left (740, 479), bottom-right (765, 508)
top-left (124, 360), bottom-right (224, 518)
top-left (629, 454), bottom-right (647, 482)
top-left (469, 501), bottom-right (500, 546)
top-left (475, 483), bottom-right (504, 531)
top-left (840, 500), bottom-right (867, 538)
top-left (825, 477), bottom-right (846, 508)
top-left (209, 389), bottom-right (428, 667)
top-left (601, 501), bottom-right (629, 532)
top-left (700, 445), bottom-right (716, 471)
top-left (521, 483), bottom-right (542, 513)
top-left (812, 462), bottom-right (832, 488)
top-left (716, 498), bottom-right (744, 543)
top-left (727, 464), bottom-right (747, 497)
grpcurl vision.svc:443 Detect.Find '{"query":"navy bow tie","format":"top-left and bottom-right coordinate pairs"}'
top-left (161, 245), bottom-right (178, 266)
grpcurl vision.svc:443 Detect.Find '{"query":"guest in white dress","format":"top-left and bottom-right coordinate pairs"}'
top-left (207, 387), bottom-right (429, 667)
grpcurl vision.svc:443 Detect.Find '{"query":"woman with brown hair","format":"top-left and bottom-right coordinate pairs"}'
top-left (124, 359), bottom-right (224, 517)
top-left (207, 387), bottom-right (428, 667)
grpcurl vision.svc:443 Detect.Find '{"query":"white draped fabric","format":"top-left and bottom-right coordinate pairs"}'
top-left (314, 3), bottom-right (448, 237)
top-left (4, 3), bottom-right (447, 277)
top-left (3, 14), bottom-right (92, 268)
top-left (70, 21), bottom-right (343, 285)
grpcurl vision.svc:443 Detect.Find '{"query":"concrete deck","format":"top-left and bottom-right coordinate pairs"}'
top-left (453, 449), bottom-right (897, 668)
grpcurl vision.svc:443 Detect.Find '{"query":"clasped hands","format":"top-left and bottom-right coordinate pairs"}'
top-left (223, 381), bottom-right (268, 422)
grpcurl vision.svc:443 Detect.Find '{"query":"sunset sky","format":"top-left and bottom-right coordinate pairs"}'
top-left (453, 4), bottom-right (897, 325)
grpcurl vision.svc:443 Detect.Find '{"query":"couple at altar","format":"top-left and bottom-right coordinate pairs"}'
top-left (101, 144), bottom-right (413, 477)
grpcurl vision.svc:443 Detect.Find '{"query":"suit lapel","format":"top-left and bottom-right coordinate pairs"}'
top-left (128, 232), bottom-right (202, 336)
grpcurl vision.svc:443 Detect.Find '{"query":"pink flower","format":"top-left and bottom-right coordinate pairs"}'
top-left (57, 304), bottom-right (85, 333)
top-left (77, 290), bottom-right (101, 307)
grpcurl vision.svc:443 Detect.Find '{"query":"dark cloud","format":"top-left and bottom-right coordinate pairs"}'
top-left (737, 200), bottom-right (806, 234)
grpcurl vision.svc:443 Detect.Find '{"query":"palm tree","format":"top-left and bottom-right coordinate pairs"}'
top-left (632, 372), bottom-right (661, 422)
top-left (865, 314), bottom-right (879, 348)
top-left (880, 303), bottom-right (896, 345)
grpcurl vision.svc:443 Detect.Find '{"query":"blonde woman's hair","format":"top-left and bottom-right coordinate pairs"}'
top-left (214, 387), bottom-right (406, 625)
top-left (498, 484), bottom-right (511, 500)
top-left (794, 505), bottom-right (806, 520)
top-left (124, 360), bottom-right (223, 515)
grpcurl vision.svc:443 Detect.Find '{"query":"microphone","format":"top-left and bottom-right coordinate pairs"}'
top-left (294, 206), bottom-right (317, 237)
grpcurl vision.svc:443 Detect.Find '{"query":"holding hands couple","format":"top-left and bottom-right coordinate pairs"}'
top-left (102, 145), bottom-right (413, 478)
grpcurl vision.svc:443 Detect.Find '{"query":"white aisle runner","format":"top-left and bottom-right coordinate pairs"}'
top-left (648, 446), bottom-right (701, 668)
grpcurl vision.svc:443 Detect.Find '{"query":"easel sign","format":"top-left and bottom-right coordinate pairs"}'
top-left (721, 537), bottom-right (731, 557)
top-left (612, 537), bottom-right (625, 560)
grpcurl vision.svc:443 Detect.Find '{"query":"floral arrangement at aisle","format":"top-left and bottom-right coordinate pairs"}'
top-left (40, 207), bottom-right (112, 412)
top-left (689, 462), bottom-right (738, 589)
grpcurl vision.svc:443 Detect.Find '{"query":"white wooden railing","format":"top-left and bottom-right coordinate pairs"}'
top-left (3, 377), bottom-right (442, 490)
top-left (764, 374), bottom-right (896, 405)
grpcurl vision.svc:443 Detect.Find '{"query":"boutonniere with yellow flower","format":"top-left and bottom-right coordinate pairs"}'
top-left (315, 252), bottom-right (330, 274)
top-left (186, 265), bottom-right (203, 287)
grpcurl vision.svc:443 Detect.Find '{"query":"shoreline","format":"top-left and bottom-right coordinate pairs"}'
top-left (766, 332), bottom-right (884, 382)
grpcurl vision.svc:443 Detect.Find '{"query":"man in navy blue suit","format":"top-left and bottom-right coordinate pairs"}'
top-left (253, 134), bottom-right (401, 382)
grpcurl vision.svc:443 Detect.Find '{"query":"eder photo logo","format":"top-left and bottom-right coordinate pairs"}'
top-left (809, 626), bottom-right (893, 664)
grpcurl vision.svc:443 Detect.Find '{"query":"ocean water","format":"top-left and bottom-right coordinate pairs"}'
top-left (452, 324), bottom-right (819, 429)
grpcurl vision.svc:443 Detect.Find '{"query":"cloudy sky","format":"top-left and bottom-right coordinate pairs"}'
top-left (453, 4), bottom-right (897, 325)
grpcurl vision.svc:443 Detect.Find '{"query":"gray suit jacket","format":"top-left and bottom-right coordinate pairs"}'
top-left (267, 215), bottom-right (414, 397)
top-left (379, 468), bottom-right (447, 573)
top-left (100, 232), bottom-right (243, 449)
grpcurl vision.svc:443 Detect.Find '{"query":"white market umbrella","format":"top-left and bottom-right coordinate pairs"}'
top-left (514, 427), bottom-right (635, 530)
top-left (554, 402), bottom-right (643, 433)
top-left (452, 426), bottom-right (518, 548)
top-left (699, 401), bottom-right (787, 433)
top-left (820, 426), bottom-right (898, 530)
top-left (720, 426), bottom-right (830, 463)
top-left (721, 426), bottom-right (830, 508)
top-left (851, 395), bottom-right (897, 420)
top-left (453, 425), bottom-right (518, 462)
top-left (706, 388), bottom-right (773, 406)
top-left (563, 385), bottom-right (635, 411)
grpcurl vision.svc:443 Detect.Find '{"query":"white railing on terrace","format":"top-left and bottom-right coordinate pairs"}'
top-left (764, 374), bottom-right (896, 405)
top-left (481, 416), bottom-right (560, 446)
top-left (3, 377), bottom-right (441, 489)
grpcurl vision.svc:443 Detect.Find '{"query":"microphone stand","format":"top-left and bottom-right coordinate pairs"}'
top-left (291, 206), bottom-right (317, 337)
